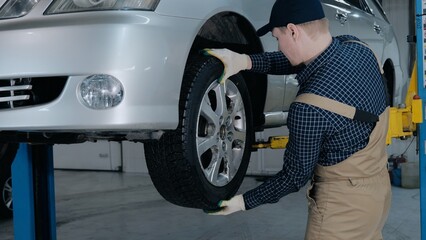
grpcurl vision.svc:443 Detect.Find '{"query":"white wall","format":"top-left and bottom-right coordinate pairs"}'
top-left (54, 141), bottom-right (122, 171)
top-left (122, 142), bottom-right (148, 173)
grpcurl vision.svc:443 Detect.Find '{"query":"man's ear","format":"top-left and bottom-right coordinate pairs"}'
top-left (286, 23), bottom-right (298, 39)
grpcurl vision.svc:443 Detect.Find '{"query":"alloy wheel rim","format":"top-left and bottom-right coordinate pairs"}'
top-left (2, 177), bottom-right (12, 211)
top-left (196, 81), bottom-right (246, 187)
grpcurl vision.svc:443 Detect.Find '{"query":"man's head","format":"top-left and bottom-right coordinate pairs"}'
top-left (272, 19), bottom-right (330, 66)
top-left (257, 0), bottom-right (325, 37)
top-left (259, 0), bottom-right (331, 66)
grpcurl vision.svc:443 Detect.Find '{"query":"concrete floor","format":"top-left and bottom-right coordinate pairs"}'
top-left (0, 170), bottom-right (420, 240)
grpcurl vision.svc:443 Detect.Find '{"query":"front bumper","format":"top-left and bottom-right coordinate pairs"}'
top-left (0, 10), bottom-right (200, 132)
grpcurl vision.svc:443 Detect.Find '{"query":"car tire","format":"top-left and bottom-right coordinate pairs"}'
top-left (0, 143), bottom-right (18, 219)
top-left (144, 55), bottom-right (253, 210)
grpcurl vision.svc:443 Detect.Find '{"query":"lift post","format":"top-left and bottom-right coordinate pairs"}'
top-left (416, 1), bottom-right (426, 238)
top-left (12, 144), bottom-right (57, 240)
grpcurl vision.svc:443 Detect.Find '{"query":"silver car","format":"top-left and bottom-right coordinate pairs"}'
top-left (0, 0), bottom-right (405, 211)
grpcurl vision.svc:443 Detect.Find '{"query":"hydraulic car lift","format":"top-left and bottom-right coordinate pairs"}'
top-left (7, 2), bottom-right (426, 239)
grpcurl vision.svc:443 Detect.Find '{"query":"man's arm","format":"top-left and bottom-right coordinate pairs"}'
top-left (208, 103), bottom-right (331, 215)
top-left (204, 49), bottom-right (303, 84)
top-left (243, 102), bottom-right (331, 210)
top-left (250, 51), bottom-right (304, 75)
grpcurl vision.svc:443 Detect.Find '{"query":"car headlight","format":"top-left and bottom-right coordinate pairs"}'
top-left (79, 75), bottom-right (124, 110)
top-left (45, 0), bottom-right (160, 14)
top-left (0, 0), bottom-right (40, 19)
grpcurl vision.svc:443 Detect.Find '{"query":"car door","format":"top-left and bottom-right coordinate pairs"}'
top-left (344, 0), bottom-right (385, 61)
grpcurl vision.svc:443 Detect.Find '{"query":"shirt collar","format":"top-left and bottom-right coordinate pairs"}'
top-left (296, 37), bottom-right (339, 86)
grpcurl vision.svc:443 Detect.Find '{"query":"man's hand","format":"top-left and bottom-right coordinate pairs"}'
top-left (203, 49), bottom-right (251, 84)
top-left (207, 194), bottom-right (246, 215)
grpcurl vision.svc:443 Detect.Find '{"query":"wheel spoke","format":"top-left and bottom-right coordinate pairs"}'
top-left (5, 197), bottom-right (12, 208)
top-left (206, 155), bottom-right (223, 183)
top-left (4, 180), bottom-right (12, 193)
top-left (225, 141), bottom-right (234, 172)
top-left (229, 148), bottom-right (244, 178)
top-left (200, 96), bottom-right (219, 124)
top-left (230, 94), bottom-right (244, 113)
top-left (197, 136), bottom-right (219, 157)
top-left (232, 129), bottom-right (246, 143)
top-left (224, 138), bottom-right (239, 178)
top-left (213, 83), bottom-right (227, 117)
top-left (3, 178), bottom-right (13, 210)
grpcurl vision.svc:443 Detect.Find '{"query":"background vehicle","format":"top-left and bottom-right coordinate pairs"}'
top-left (0, 0), bottom-right (404, 210)
top-left (0, 144), bottom-right (18, 219)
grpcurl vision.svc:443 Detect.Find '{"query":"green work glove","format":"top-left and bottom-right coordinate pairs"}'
top-left (207, 194), bottom-right (246, 215)
top-left (203, 49), bottom-right (251, 84)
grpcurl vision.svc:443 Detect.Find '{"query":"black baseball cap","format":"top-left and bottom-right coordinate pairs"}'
top-left (257, 0), bottom-right (325, 37)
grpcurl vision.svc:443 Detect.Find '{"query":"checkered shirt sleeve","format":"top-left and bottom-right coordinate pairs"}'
top-left (244, 103), bottom-right (332, 208)
top-left (249, 51), bottom-right (303, 75)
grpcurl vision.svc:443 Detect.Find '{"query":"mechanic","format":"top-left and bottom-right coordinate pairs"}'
top-left (204, 0), bottom-right (391, 239)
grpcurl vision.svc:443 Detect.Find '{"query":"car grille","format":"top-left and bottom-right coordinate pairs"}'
top-left (0, 77), bottom-right (67, 109)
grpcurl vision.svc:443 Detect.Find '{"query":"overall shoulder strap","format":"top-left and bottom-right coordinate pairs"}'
top-left (294, 93), bottom-right (378, 123)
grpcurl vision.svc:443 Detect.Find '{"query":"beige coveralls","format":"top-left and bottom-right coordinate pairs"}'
top-left (295, 94), bottom-right (391, 240)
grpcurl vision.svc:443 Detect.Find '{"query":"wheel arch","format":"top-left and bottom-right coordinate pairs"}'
top-left (186, 12), bottom-right (267, 129)
top-left (383, 58), bottom-right (395, 106)
top-left (381, 35), bottom-right (407, 107)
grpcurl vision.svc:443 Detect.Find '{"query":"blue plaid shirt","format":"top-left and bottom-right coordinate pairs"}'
top-left (243, 35), bottom-right (388, 210)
